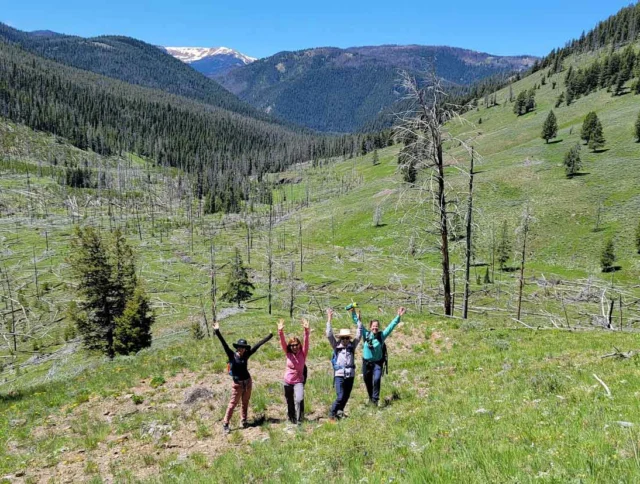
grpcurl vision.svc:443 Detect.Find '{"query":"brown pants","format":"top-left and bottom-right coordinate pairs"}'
top-left (223, 377), bottom-right (252, 425)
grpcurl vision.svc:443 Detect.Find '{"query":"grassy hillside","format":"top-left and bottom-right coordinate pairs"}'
top-left (1, 42), bottom-right (640, 483)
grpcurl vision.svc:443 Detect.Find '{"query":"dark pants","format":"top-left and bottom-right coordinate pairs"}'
top-left (284, 383), bottom-right (305, 424)
top-left (330, 376), bottom-right (354, 417)
top-left (363, 360), bottom-right (384, 404)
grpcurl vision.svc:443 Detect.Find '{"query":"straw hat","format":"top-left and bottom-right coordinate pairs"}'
top-left (338, 329), bottom-right (352, 338)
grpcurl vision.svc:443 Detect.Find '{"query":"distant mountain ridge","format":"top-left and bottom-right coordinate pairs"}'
top-left (214, 44), bottom-right (537, 132)
top-left (164, 46), bottom-right (257, 77)
top-left (0, 23), bottom-right (269, 122)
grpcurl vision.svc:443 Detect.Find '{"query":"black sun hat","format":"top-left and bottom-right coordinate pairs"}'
top-left (233, 339), bottom-right (251, 350)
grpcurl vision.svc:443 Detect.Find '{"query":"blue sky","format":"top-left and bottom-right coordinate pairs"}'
top-left (2, 0), bottom-right (633, 59)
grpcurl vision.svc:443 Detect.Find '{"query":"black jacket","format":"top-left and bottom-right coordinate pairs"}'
top-left (215, 329), bottom-right (273, 381)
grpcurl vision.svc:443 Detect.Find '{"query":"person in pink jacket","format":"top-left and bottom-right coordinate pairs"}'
top-left (278, 318), bottom-right (310, 425)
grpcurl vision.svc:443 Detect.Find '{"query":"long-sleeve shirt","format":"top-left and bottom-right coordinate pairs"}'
top-left (326, 319), bottom-right (362, 378)
top-left (215, 329), bottom-right (273, 381)
top-left (351, 312), bottom-right (401, 362)
top-left (279, 327), bottom-right (310, 385)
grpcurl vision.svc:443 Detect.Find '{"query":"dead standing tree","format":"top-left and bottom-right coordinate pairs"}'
top-left (516, 206), bottom-right (535, 322)
top-left (395, 71), bottom-right (473, 316)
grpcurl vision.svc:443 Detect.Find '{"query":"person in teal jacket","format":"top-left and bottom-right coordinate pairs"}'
top-left (349, 305), bottom-right (406, 405)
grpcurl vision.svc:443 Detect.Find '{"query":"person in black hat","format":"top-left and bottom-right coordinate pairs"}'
top-left (214, 322), bottom-right (273, 434)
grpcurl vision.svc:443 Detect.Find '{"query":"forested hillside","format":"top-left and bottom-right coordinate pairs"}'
top-left (0, 23), bottom-right (267, 120)
top-left (216, 45), bottom-right (536, 132)
top-left (0, 38), bottom-right (394, 212)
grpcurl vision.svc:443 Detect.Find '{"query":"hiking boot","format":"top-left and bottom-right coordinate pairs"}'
top-left (241, 420), bottom-right (249, 429)
top-left (336, 410), bottom-right (345, 419)
top-left (222, 423), bottom-right (230, 434)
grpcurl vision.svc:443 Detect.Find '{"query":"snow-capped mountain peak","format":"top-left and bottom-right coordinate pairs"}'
top-left (165, 46), bottom-right (256, 65)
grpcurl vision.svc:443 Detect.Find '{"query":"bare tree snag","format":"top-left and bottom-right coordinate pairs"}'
top-left (462, 148), bottom-right (475, 319)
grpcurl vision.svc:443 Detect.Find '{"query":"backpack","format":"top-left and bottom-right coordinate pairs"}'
top-left (366, 333), bottom-right (388, 375)
top-left (331, 343), bottom-right (356, 371)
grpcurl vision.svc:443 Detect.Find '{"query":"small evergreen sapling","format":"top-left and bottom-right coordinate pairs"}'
top-left (581, 112), bottom-right (598, 143)
top-left (541, 110), bottom-right (558, 143)
top-left (113, 287), bottom-right (155, 355)
top-left (222, 248), bottom-right (255, 307)
top-left (563, 144), bottom-right (582, 178)
top-left (588, 118), bottom-right (606, 152)
top-left (600, 238), bottom-right (616, 272)
top-left (497, 221), bottom-right (512, 270)
top-left (635, 111), bottom-right (640, 142)
top-left (635, 220), bottom-right (640, 254)
top-left (372, 149), bottom-right (380, 166)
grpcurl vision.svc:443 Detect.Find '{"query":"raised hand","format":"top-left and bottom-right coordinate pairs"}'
top-left (301, 318), bottom-right (310, 330)
top-left (397, 307), bottom-right (407, 316)
top-left (277, 319), bottom-right (285, 331)
top-left (326, 308), bottom-right (334, 321)
top-left (213, 321), bottom-right (220, 331)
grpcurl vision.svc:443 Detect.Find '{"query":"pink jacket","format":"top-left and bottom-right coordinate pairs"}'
top-left (279, 327), bottom-right (310, 385)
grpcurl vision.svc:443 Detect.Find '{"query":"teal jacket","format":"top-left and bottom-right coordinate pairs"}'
top-left (351, 311), bottom-right (401, 362)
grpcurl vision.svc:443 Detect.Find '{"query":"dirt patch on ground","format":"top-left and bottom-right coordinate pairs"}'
top-left (18, 364), bottom-right (291, 483)
top-left (429, 330), bottom-right (453, 354)
top-left (373, 188), bottom-right (397, 198)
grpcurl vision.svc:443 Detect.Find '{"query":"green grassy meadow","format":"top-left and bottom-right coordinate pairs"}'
top-left (1, 43), bottom-right (640, 482)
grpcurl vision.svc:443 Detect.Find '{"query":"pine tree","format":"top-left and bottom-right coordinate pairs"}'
top-left (513, 91), bottom-right (527, 115)
top-left (581, 112), bottom-right (598, 144)
top-left (222, 248), bottom-right (255, 307)
top-left (372, 149), bottom-right (379, 166)
top-left (588, 117), bottom-right (605, 152)
top-left (483, 266), bottom-right (491, 284)
top-left (635, 111), bottom-right (640, 142)
top-left (541, 110), bottom-right (558, 143)
top-left (497, 221), bottom-right (511, 270)
top-left (563, 144), bottom-right (582, 178)
top-left (69, 227), bottom-right (114, 355)
top-left (525, 88), bottom-right (536, 112)
top-left (69, 227), bottom-right (152, 357)
top-left (110, 228), bottom-right (136, 318)
top-left (113, 287), bottom-right (154, 355)
top-left (600, 238), bottom-right (616, 272)
top-left (635, 219), bottom-right (640, 254)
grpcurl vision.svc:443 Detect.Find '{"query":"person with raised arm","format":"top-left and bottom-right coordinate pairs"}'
top-left (278, 318), bottom-right (310, 425)
top-left (349, 305), bottom-right (406, 406)
top-left (326, 308), bottom-right (362, 420)
top-left (213, 321), bottom-right (273, 434)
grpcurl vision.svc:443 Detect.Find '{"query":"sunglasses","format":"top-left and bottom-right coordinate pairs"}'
top-left (290, 344), bottom-right (300, 348)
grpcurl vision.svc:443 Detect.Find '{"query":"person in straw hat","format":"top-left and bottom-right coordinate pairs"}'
top-left (326, 308), bottom-right (362, 420)
top-left (214, 321), bottom-right (273, 434)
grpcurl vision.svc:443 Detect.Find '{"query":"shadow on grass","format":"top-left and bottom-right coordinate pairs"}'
top-left (374, 223), bottom-right (388, 228)
top-left (471, 262), bottom-right (489, 267)
top-left (248, 415), bottom-right (285, 427)
top-left (568, 172), bottom-right (590, 177)
top-left (602, 266), bottom-right (622, 273)
top-left (592, 148), bottom-right (610, 154)
top-left (547, 139), bottom-right (563, 144)
top-left (501, 267), bottom-right (519, 273)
